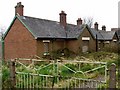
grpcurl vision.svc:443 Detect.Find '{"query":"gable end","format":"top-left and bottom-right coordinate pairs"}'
top-left (3, 15), bottom-right (36, 40)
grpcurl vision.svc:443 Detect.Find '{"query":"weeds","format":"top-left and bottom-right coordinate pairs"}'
top-left (2, 51), bottom-right (118, 88)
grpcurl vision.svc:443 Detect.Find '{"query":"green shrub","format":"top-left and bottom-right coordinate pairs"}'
top-left (103, 44), bottom-right (118, 53)
top-left (50, 48), bottom-right (76, 60)
top-left (50, 49), bottom-right (63, 59)
top-left (80, 64), bottom-right (92, 72)
top-left (2, 63), bottom-right (11, 88)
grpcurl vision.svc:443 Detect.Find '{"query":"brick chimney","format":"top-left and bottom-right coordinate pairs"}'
top-left (59, 11), bottom-right (67, 29)
top-left (77, 18), bottom-right (82, 25)
top-left (94, 22), bottom-right (98, 30)
top-left (15, 2), bottom-right (24, 16)
top-left (102, 25), bottom-right (106, 31)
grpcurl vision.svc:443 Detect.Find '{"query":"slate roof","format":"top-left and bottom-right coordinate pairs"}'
top-left (19, 15), bottom-right (86, 39)
top-left (66, 24), bottom-right (85, 39)
top-left (99, 30), bottom-right (116, 40)
top-left (111, 28), bottom-right (120, 37)
top-left (4, 15), bottom-right (117, 41)
top-left (90, 28), bottom-right (116, 40)
top-left (89, 28), bottom-right (103, 40)
top-left (117, 30), bottom-right (120, 37)
top-left (19, 16), bottom-right (67, 39)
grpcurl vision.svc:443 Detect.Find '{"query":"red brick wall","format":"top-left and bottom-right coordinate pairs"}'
top-left (66, 27), bottom-right (96, 53)
top-left (4, 18), bottom-right (97, 60)
top-left (36, 40), bottom-right (44, 57)
top-left (80, 28), bottom-right (96, 52)
top-left (36, 39), bottom-right (65, 57)
top-left (4, 18), bottom-right (37, 60)
top-left (52, 39), bottom-right (65, 51)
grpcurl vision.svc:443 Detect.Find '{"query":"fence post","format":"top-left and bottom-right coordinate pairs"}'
top-left (10, 59), bottom-right (16, 88)
top-left (109, 63), bottom-right (116, 88)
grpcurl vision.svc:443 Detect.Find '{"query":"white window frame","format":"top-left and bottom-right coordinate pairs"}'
top-left (82, 37), bottom-right (90, 41)
top-left (98, 41), bottom-right (101, 43)
top-left (43, 40), bottom-right (50, 43)
top-left (113, 39), bottom-right (117, 42)
top-left (104, 41), bottom-right (110, 44)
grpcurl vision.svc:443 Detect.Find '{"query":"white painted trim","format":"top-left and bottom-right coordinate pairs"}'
top-left (35, 37), bottom-right (38, 39)
top-left (113, 39), bottom-right (117, 42)
top-left (43, 40), bottom-right (50, 42)
top-left (82, 37), bottom-right (90, 40)
top-left (98, 41), bottom-right (101, 43)
top-left (43, 52), bottom-right (50, 55)
top-left (104, 41), bottom-right (110, 43)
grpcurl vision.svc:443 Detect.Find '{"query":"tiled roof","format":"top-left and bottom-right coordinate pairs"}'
top-left (19, 16), bottom-right (67, 39)
top-left (5, 15), bottom-right (116, 41)
top-left (99, 30), bottom-right (116, 40)
top-left (89, 28), bottom-right (103, 40)
top-left (117, 30), bottom-right (120, 36)
top-left (19, 16), bottom-right (85, 39)
top-left (90, 28), bottom-right (116, 40)
top-left (66, 24), bottom-right (85, 38)
top-left (111, 28), bottom-right (120, 37)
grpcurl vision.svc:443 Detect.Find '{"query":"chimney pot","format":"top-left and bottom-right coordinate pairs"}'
top-left (15, 2), bottom-right (24, 16)
top-left (59, 11), bottom-right (67, 29)
top-left (102, 25), bottom-right (106, 31)
top-left (94, 22), bottom-right (98, 30)
top-left (77, 18), bottom-right (82, 25)
top-left (17, 2), bottom-right (21, 6)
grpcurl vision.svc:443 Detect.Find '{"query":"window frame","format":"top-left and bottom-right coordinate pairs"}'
top-left (43, 40), bottom-right (50, 55)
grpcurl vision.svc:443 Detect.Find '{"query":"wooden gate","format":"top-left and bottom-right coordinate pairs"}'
top-left (9, 58), bottom-right (110, 89)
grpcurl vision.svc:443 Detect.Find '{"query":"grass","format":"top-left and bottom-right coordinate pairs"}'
top-left (2, 62), bottom-right (11, 88)
top-left (2, 51), bottom-right (119, 88)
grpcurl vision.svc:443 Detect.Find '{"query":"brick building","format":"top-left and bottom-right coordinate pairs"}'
top-left (3, 2), bottom-right (118, 60)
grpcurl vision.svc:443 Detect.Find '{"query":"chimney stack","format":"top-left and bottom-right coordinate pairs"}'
top-left (102, 25), bottom-right (106, 31)
top-left (94, 22), bottom-right (98, 30)
top-left (15, 2), bottom-right (24, 16)
top-left (59, 11), bottom-right (67, 29)
top-left (77, 18), bottom-right (82, 25)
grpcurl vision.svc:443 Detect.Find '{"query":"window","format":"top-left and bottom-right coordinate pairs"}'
top-left (98, 41), bottom-right (101, 43)
top-left (104, 41), bottom-right (110, 44)
top-left (113, 39), bottom-right (117, 42)
top-left (43, 40), bottom-right (50, 55)
top-left (82, 37), bottom-right (90, 40)
top-left (44, 42), bottom-right (49, 53)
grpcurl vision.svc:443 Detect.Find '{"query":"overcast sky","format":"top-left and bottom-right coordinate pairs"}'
top-left (0, 0), bottom-right (119, 32)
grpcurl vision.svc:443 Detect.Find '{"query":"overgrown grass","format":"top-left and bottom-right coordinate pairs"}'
top-left (50, 48), bottom-right (76, 60)
top-left (78, 51), bottom-right (118, 61)
top-left (2, 62), bottom-right (11, 88)
top-left (2, 51), bottom-right (119, 88)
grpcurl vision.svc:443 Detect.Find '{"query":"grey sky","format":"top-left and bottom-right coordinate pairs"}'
top-left (0, 0), bottom-right (119, 31)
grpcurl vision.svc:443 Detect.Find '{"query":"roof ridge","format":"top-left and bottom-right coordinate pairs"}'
top-left (22, 15), bottom-right (59, 23)
top-left (20, 15), bottom-right (77, 26)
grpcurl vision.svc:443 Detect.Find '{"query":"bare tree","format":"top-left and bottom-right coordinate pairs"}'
top-left (83, 17), bottom-right (93, 27)
top-left (0, 26), bottom-right (6, 40)
top-left (0, 26), bottom-right (6, 60)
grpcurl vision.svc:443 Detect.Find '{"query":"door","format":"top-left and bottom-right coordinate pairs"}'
top-left (82, 40), bottom-right (89, 52)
